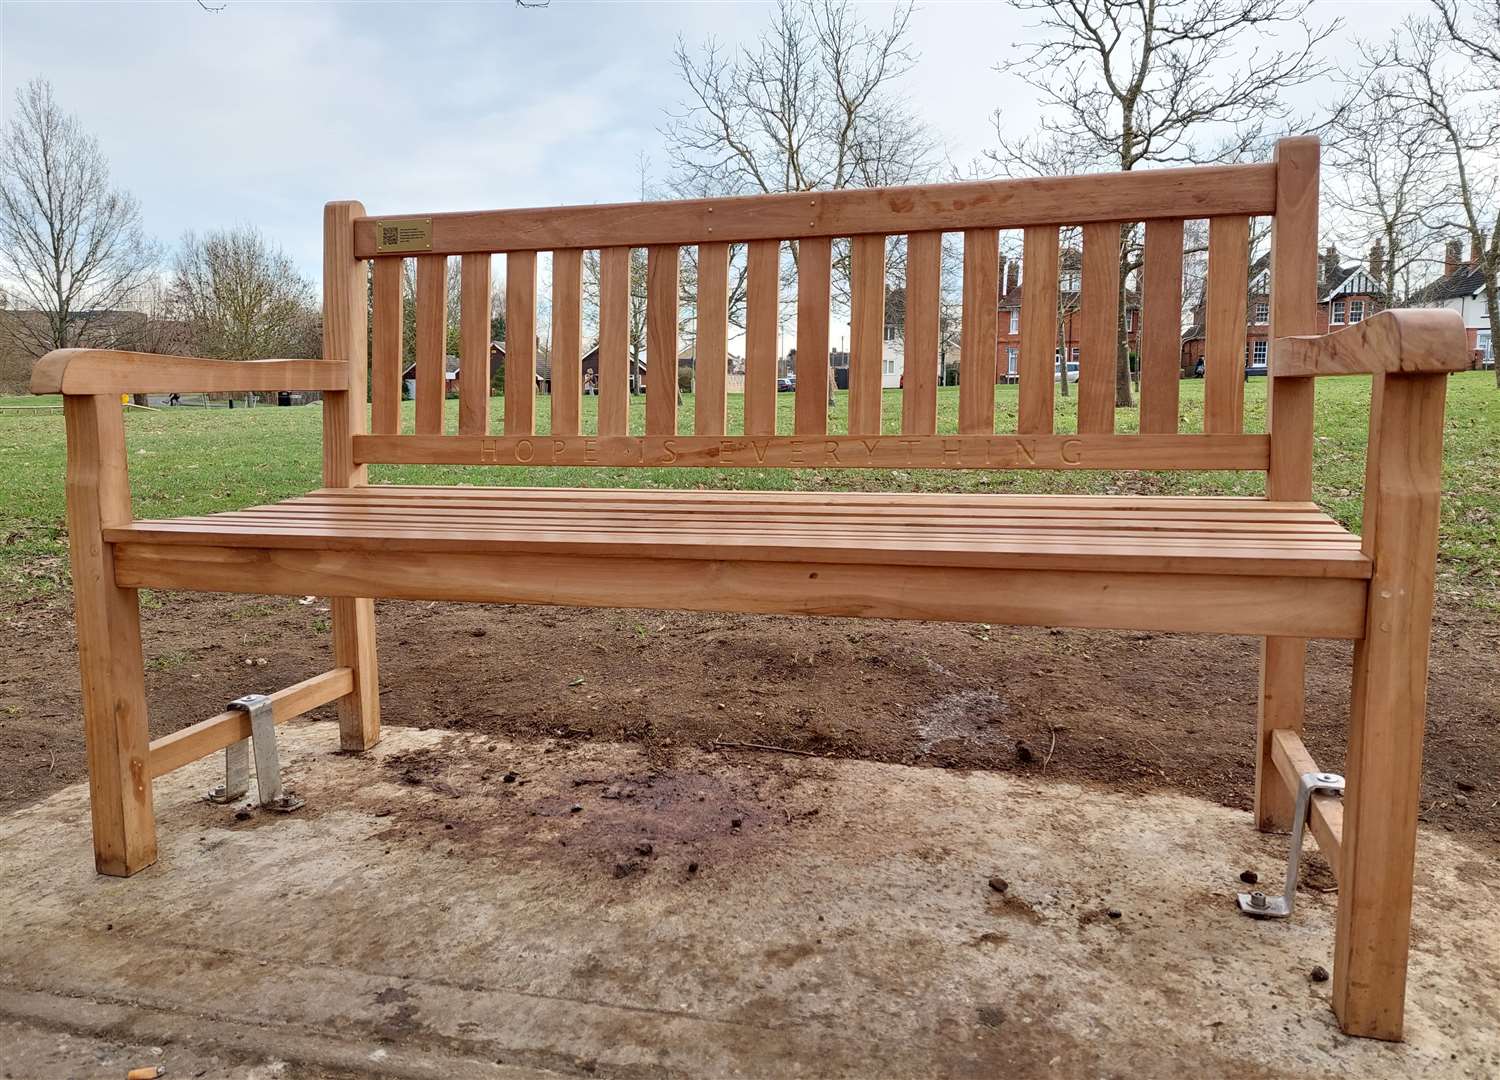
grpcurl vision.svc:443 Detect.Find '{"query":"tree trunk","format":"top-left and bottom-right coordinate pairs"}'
top-left (1115, 249), bottom-right (1134, 408)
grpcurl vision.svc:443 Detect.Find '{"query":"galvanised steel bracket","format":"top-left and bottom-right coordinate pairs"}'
top-left (1238, 770), bottom-right (1344, 919)
top-left (205, 694), bottom-right (304, 813)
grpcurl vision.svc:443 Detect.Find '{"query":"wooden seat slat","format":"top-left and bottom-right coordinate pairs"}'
top-left (548, 249), bottom-right (582, 437)
top-left (848, 235), bottom-right (885, 436)
top-left (1138, 219), bottom-right (1184, 434)
top-left (901, 231), bottom-right (942, 436)
top-left (1018, 226), bottom-right (1059, 435)
top-left (794, 237), bottom-right (832, 437)
top-left (459, 253), bottom-right (492, 436)
top-left (1079, 222), bottom-right (1120, 435)
top-left (596, 246), bottom-right (631, 437)
top-left (646, 245), bottom-right (678, 436)
top-left (744, 239), bottom-right (779, 436)
top-left (505, 251), bottom-right (538, 435)
top-left (1205, 215), bottom-right (1251, 433)
top-left (370, 257), bottom-right (403, 435)
top-left (958, 228), bottom-right (998, 435)
top-left (696, 241), bottom-right (731, 437)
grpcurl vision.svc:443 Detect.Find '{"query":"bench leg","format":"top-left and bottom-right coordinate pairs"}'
top-left (332, 596), bottom-right (380, 751)
top-left (1333, 372), bottom-right (1445, 1041)
top-left (1255, 635), bottom-right (1306, 831)
top-left (64, 395), bottom-right (156, 876)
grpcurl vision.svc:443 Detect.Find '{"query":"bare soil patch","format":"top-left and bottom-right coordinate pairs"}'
top-left (1, 591), bottom-right (1496, 849)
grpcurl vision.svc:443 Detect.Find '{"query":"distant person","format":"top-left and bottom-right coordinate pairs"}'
top-left (168, 393), bottom-right (180, 406)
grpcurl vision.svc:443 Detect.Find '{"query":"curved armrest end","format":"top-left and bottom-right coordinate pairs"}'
top-left (1273, 309), bottom-right (1470, 378)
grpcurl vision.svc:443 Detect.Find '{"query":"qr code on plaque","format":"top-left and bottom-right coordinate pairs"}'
top-left (381, 225), bottom-right (400, 248)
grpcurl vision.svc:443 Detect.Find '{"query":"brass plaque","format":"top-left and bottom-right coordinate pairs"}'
top-left (375, 217), bottom-right (433, 253)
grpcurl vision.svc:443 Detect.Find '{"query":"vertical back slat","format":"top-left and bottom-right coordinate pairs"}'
top-left (458, 253), bottom-right (491, 435)
top-left (1267, 137), bottom-right (1320, 499)
top-left (1138, 219), bottom-right (1184, 434)
top-left (744, 239), bottom-right (779, 437)
top-left (794, 236), bottom-right (832, 435)
top-left (414, 254), bottom-right (446, 436)
top-left (848, 234), bottom-right (886, 437)
top-left (1018, 225), bottom-right (1059, 434)
top-left (901, 230), bottom-right (941, 436)
top-left (1205, 215), bottom-right (1251, 434)
top-left (550, 248), bottom-right (583, 436)
top-left (645, 244), bottom-right (678, 436)
top-left (1078, 221), bottom-right (1119, 435)
top-left (597, 246), bottom-right (630, 437)
top-left (504, 250), bottom-right (537, 435)
top-left (370, 257), bottom-right (403, 435)
top-left (958, 229), bottom-right (998, 435)
top-left (695, 241), bottom-right (730, 436)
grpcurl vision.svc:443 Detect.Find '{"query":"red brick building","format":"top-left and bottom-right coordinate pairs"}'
top-left (995, 249), bottom-right (1141, 382)
top-left (1180, 244), bottom-right (1387, 375)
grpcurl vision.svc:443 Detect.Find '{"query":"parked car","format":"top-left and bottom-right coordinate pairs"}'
top-left (777, 376), bottom-right (796, 392)
top-left (1053, 360), bottom-right (1081, 383)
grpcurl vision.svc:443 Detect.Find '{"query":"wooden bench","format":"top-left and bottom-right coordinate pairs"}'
top-left (33, 136), bottom-right (1468, 1041)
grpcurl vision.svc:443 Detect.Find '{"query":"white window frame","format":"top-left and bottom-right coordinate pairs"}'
top-left (883, 354), bottom-right (897, 375)
top-left (1349, 300), bottom-right (1364, 323)
top-left (1006, 347), bottom-right (1019, 375)
top-left (1253, 301), bottom-right (1269, 324)
top-left (1253, 340), bottom-right (1268, 364)
top-left (1331, 300), bottom-right (1346, 324)
top-left (1008, 309), bottom-right (1019, 334)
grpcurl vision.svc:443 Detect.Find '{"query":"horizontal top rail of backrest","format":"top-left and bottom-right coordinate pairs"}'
top-left (351, 162), bottom-right (1276, 256)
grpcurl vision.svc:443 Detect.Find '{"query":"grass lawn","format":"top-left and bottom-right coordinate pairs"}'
top-left (2, 375), bottom-right (1496, 608)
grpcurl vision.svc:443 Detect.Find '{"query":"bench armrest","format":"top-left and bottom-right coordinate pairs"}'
top-left (1272, 308), bottom-right (1469, 378)
top-left (31, 349), bottom-right (349, 396)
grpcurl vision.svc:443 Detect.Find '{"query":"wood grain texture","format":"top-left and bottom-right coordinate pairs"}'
top-left (849, 235), bottom-right (886, 436)
top-left (505, 250), bottom-right (537, 435)
top-left (353, 163), bottom-right (1277, 256)
top-left (1334, 371), bottom-right (1449, 1041)
top-left (1266, 136), bottom-right (1320, 502)
top-left (744, 239), bottom-right (779, 436)
top-left (1078, 222), bottom-right (1120, 435)
top-left (1138, 219), bottom-right (1184, 434)
top-left (321, 199), bottom-right (379, 753)
top-left (550, 248), bottom-right (583, 436)
top-left (794, 237), bottom-right (832, 436)
top-left (1204, 215), bottom-right (1250, 434)
top-left (113, 543), bottom-right (1366, 639)
top-left (695, 241), bottom-right (730, 436)
top-left (597, 246), bottom-right (630, 437)
top-left (414, 254), bottom-right (447, 435)
top-left (30, 350), bottom-right (347, 396)
top-left (646, 245), bottom-right (679, 436)
top-left (959, 229), bottom-right (998, 435)
top-left (148, 668), bottom-right (354, 778)
top-left (1274, 308), bottom-right (1470, 377)
top-left (63, 394), bottom-right (156, 876)
top-left (459, 253), bottom-right (491, 435)
top-left (370, 258), bottom-right (404, 434)
top-left (352, 432), bottom-right (1272, 471)
top-left (1270, 728), bottom-right (1343, 879)
top-left (1018, 226), bottom-right (1059, 435)
top-left (901, 231), bottom-right (941, 436)
top-left (1259, 136), bottom-right (1321, 845)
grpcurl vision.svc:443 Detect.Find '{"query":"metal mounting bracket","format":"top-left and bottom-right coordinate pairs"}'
top-left (205, 694), bottom-right (303, 813)
top-left (1238, 770), bottom-right (1344, 919)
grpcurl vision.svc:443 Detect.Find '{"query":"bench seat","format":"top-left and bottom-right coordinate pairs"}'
top-left (106, 486), bottom-right (1369, 578)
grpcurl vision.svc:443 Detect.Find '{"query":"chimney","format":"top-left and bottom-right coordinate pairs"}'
top-left (1472, 234), bottom-right (1483, 265)
top-left (998, 256), bottom-right (1008, 297)
top-left (1005, 259), bottom-right (1020, 294)
top-left (1368, 240), bottom-right (1385, 283)
top-left (1321, 244), bottom-right (1341, 289)
top-left (1445, 239), bottom-right (1463, 277)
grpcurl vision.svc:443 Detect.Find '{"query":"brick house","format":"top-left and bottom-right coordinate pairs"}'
top-left (1413, 238), bottom-right (1494, 366)
top-left (996, 251), bottom-right (1141, 382)
top-left (1180, 244), bottom-right (1387, 376)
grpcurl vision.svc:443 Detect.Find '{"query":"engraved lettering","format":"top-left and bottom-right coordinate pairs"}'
top-left (823, 440), bottom-right (841, 464)
top-left (583, 439), bottom-right (599, 464)
top-left (662, 438), bottom-right (679, 464)
top-left (479, 439), bottom-right (499, 464)
top-left (515, 438), bottom-right (534, 463)
top-left (751, 440), bottom-right (770, 464)
top-left (860, 439), bottom-right (879, 460)
top-left (1061, 438), bottom-right (1084, 465)
top-left (942, 439), bottom-right (962, 464)
top-left (719, 439), bottom-right (736, 465)
top-left (1016, 439), bottom-right (1037, 466)
top-left (789, 439), bottom-right (804, 465)
top-left (551, 439), bottom-right (566, 461)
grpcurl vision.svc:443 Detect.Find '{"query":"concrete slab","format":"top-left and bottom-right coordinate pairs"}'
top-left (0, 721), bottom-right (1496, 1079)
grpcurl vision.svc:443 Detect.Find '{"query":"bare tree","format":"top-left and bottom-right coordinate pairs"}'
top-left (0, 78), bottom-right (157, 359)
top-left (987, 0), bottom-right (1337, 406)
top-left (1326, 74), bottom-right (1444, 306)
top-left (170, 226), bottom-right (316, 363)
top-left (1383, 6), bottom-right (1500, 386)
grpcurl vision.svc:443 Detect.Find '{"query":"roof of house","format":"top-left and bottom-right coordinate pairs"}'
top-left (998, 284), bottom-right (1140, 311)
top-left (1415, 262), bottom-right (1486, 303)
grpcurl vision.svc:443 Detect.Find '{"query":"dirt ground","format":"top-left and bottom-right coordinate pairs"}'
top-left (2, 590), bottom-right (1497, 849)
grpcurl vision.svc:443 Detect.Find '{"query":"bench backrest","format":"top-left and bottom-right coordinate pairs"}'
top-left (326, 137), bottom-right (1319, 496)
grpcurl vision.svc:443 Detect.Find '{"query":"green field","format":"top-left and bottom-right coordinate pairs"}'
top-left (2, 376), bottom-right (1497, 607)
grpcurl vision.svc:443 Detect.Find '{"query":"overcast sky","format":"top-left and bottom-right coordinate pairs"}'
top-left (1, 0), bottom-right (1426, 292)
